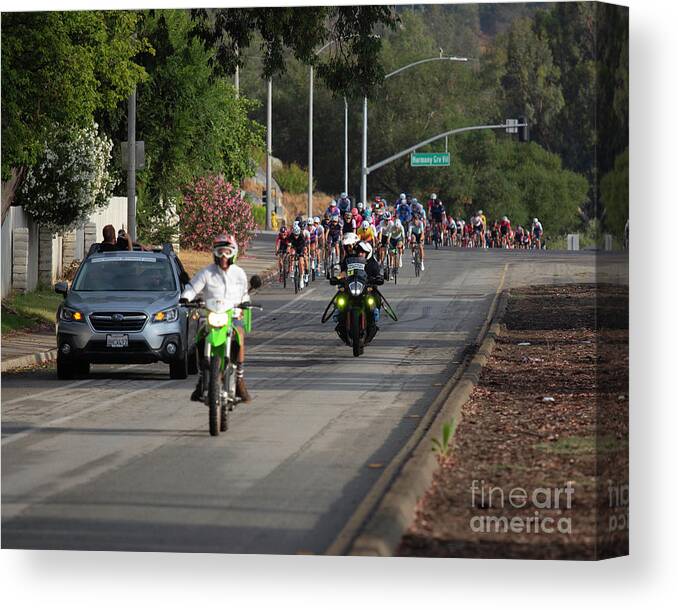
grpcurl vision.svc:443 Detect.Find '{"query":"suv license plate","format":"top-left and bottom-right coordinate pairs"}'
top-left (106, 334), bottom-right (128, 348)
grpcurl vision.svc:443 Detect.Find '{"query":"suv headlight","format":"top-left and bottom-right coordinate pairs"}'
top-left (61, 307), bottom-right (85, 322)
top-left (152, 307), bottom-right (178, 323)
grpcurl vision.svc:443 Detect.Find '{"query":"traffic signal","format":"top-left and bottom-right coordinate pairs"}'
top-left (518, 117), bottom-right (529, 143)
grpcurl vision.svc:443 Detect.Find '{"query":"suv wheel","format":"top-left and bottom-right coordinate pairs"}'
top-left (170, 350), bottom-right (189, 379)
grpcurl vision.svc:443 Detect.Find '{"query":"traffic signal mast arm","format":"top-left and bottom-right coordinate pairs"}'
top-left (364, 120), bottom-right (528, 176)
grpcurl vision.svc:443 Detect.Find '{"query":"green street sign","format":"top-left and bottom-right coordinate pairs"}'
top-left (410, 152), bottom-right (450, 167)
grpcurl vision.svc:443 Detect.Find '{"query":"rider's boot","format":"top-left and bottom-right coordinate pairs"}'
top-left (236, 377), bottom-right (252, 403)
top-left (190, 375), bottom-right (203, 402)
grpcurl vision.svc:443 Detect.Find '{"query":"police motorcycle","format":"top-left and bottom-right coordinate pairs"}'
top-left (321, 254), bottom-right (397, 357)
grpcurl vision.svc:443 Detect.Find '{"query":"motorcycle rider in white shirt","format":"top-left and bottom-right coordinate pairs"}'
top-left (181, 234), bottom-right (252, 402)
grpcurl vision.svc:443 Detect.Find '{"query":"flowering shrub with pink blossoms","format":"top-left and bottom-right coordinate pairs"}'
top-left (180, 175), bottom-right (256, 253)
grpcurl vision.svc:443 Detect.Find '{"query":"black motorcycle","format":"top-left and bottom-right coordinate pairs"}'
top-left (321, 257), bottom-right (397, 357)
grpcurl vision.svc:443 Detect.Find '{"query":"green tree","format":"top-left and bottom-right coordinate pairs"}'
top-left (1, 11), bottom-right (146, 216)
top-left (600, 148), bottom-right (628, 239)
top-left (502, 17), bottom-right (564, 146)
top-left (119, 10), bottom-right (264, 242)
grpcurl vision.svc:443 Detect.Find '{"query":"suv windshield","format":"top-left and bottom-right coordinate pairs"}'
top-left (73, 256), bottom-right (177, 292)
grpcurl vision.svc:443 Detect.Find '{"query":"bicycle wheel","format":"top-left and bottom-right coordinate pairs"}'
top-left (294, 259), bottom-right (300, 294)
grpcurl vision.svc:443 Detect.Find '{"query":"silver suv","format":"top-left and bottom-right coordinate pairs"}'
top-left (54, 246), bottom-right (198, 380)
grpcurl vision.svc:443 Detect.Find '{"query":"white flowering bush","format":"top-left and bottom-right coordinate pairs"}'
top-left (17, 123), bottom-right (116, 233)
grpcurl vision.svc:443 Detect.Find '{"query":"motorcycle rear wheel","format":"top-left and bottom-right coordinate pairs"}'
top-left (351, 309), bottom-right (362, 357)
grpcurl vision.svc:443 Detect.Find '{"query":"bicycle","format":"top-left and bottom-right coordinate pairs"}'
top-left (412, 243), bottom-right (422, 277)
top-left (388, 244), bottom-right (402, 285)
top-left (291, 254), bottom-right (303, 294)
top-left (278, 251), bottom-right (289, 288)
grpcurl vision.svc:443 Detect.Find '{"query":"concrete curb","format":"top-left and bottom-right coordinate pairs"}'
top-left (324, 267), bottom-right (510, 556)
top-left (1, 348), bottom-right (58, 373)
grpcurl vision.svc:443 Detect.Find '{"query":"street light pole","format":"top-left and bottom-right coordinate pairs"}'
top-left (360, 56), bottom-right (470, 205)
top-left (308, 65), bottom-right (314, 219)
top-left (266, 78), bottom-right (272, 230)
top-left (344, 97), bottom-right (349, 194)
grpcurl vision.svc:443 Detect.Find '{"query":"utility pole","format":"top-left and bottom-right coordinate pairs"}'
top-left (361, 95), bottom-right (368, 205)
top-left (234, 44), bottom-right (240, 98)
top-left (126, 86), bottom-right (136, 242)
top-left (266, 78), bottom-right (273, 230)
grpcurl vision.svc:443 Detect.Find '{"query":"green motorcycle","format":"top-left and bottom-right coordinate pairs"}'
top-left (182, 276), bottom-right (262, 436)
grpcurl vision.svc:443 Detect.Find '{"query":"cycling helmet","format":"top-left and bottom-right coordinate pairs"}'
top-left (313, 216), bottom-right (320, 224)
top-left (330, 199), bottom-right (337, 206)
top-left (399, 193), bottom-right (406, 201)
top-left (357, 201), bottom-right (364, 211)
top-left (478, 210), bottom-right (483, 215)
top-left (533, 218), bottom-right (539, 223)
top-left (307, 218), bottom-right (314, 226)
top-left (503, 216), bottom-right (508, 221)
top-left (340, 192), bottom-right (348, 199)
top-left (342, 232), bottom-right (359, 247)
top-left (293, 225), bottom-right (301, 236)
top-left (374, 196), bottom-right (381, 203)
top-left (331, 214), bottom-right (339, 222)
top-left (394, 219), bottom-right (402, 228)
top-left (356, 241), bottom-right (373, 260)
top-left (212, 234), bottom-right (238, 263)
top-left (383, 211), bottom-right (392, 220)
top-left (431, 193), bottom-right (437, 200)
top-left (279, 225), bottom-right (287, 234)
top-left (361, 220), bottom-right (370, 230)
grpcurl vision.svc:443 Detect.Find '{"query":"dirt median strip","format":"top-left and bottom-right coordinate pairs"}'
top-left (398, 284), bottom-right (629, 560)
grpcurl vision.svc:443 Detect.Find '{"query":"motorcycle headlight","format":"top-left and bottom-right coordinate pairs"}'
top-left (61, 307), bottom-right (85, 322)
top-left (152, 307), bottom-right (178, 323)
top-left (349, 281), bottom-right (365, 297)
top-left (208, 311), bottom-right (229, 327)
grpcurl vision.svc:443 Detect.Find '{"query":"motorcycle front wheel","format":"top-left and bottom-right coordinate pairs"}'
top-left (208, 356), bottom-right (223, 436)
top-left (351, 308), bottom-right (362, 357)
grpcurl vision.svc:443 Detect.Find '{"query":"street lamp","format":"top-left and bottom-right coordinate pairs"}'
top-left (308, 39), bottom-right (352, 218)
top-left (309, 36), bottom-right (379, 217)
top-left (360, 56), bottom-right (471, 204)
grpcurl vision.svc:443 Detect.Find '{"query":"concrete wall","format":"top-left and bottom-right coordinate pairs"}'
top-left (1, 196), bottom-right (129, 296)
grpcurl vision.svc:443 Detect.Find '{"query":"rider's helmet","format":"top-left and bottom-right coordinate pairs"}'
top-left (307, 218), bottom-right (314, 226)
top-left (356, 240), bottom-right (374, 260)
top-left (357, 201), bottom-right (365, 211)
top-left (383, 211), bottom-right (392, 221)
top-left (292, 225), bottom-right (301, 236)
top-left (478, 210), bottom-right (483, 215)
top-left (313, 216), bottom-right (320, 224)
top-left (431, 193), bottom-right (437, 200)
top-left (502, 216), bottom-right (508, 221)
top-left (399, 193), bottom-right (406, 201)
top-left (212, 234), bottom-right (238, 264)
top-left (342, 232), bottom-right (359, 255)
top-left (361, 220), bottom-right (370, 230)
top-left (279, 226), bottom-right (288, 236)
top-left (340, 192), bottom-right (348, 200)
top-left (331, 214), bottom-right (339, 222)
top-left (394, 219), bottom-right (403, 229)
top-left (374, 195), bottom-right (381, 203)
top-left (533, 218), bottom-right (539, 223)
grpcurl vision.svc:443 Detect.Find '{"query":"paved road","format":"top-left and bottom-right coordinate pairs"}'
top-left (1, 248), bottom-right (627, 553)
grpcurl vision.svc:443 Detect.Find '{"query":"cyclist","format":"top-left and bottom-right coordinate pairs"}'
top-left (408, 215), bottom-right (425, 271)
top-left (500, 216), bottom-right (512, 248)
top-left (389, 218), bottom-right (406, 269)
top-left (342, 210), bottom-right (356, 235)
top-left (376, 211), bottom-right (393, 266)
top-left (313, 216), bottom-right (326, 272)
top-left (531, 218), bottom-right (544, 249)
top-left (326, 214), bottom-right (343, 271)
top-left (430, 195), bottom-right (446, 243)
top-left (275, 226), bottom-right (290, 280)
top-left (396, 197), bottom-right (412, 232)
top-left (490, 220), bottom-right (500, 248)
top-left (337, 192), bottom-right (352, 215)
top-left (183, 234), bottom-right (252, 403)
top-left (357, 219), bottom-right (377, 248)
top-left (411, 197), bottom-right (425, 220)
top-left (472, 211), bottom-right (485, 247)
top-left (514, 225), bottom-right (525, 249)
top-left (287, 224), bottom-right (308, 288)
top-left (326, 199), bottom-right (340, 218)
top-left (307, 218), bottom-right (320, 278)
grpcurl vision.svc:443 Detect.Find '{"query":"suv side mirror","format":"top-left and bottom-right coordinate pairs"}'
top-left (55, 281), bottom-right (68, 297)
top-left (249, 275), bottom-right (262, 291)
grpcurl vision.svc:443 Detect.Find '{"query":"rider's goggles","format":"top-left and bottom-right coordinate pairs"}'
top-left (213, 245), bottom-right (236, 259)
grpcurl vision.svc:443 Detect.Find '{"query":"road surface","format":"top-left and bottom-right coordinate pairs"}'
top-left (1, 248), bottom-right (627, 553)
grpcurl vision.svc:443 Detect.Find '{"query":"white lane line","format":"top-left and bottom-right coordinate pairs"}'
top-left (1, 379), bottom-right (177, 447)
